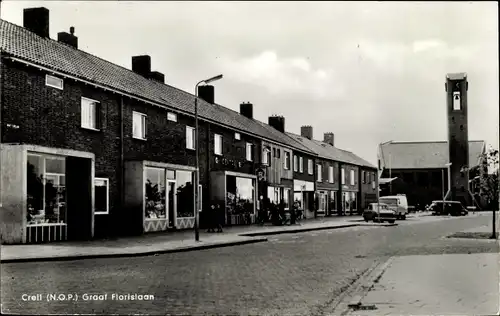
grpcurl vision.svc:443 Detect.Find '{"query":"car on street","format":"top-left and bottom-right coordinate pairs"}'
top-left (379, 195), bottom-right (409, 220)
top-left (428, 200), bottom-right (469, 216)
top-left (363, 203), bottom-right (397, 224)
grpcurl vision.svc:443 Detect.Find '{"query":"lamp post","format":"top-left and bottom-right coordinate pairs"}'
top-left (194, 74), bottom-right (223, 242)
top-left (444, 162), bottom-right (452, 201)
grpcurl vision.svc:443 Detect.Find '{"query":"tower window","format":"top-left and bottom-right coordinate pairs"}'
top-left (453, 92), bottom-right (461, 110)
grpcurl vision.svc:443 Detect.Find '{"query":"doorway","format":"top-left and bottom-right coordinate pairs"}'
top-left (167, 180), bottom-right (176, 228)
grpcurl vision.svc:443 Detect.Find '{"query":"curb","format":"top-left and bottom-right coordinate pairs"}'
top-left (239, 224), bottom-right (359, 236)
top-left (0, 237), bottom-right (268, 264)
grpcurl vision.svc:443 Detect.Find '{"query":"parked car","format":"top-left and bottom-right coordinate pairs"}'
top-left (363, 203), bottom-right (397, 224)
top-left (428, 200), bottom-right (468, 216)
top-left (379, 195), bottom-right (409, 220)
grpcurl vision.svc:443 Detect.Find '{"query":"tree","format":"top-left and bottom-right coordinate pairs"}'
top-left (479, 147), bottom-right (499, 211)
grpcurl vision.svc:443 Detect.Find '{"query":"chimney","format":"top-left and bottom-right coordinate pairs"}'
top-left (198, 85), bottom-right (215, 104)
top-left (23, 7), bottom-right (50, 38)
top-left (301, 125), bottom-right (313, 140)
top-left (268, 115), bottom-right (285, 133)
top-left (132, 55), bottom-right (151, 77)
top-left (57, 26), bottom-right (78, 49)
top-left (149, 71), bottom-right (165, 84)
top-left (240, 102), bottom-right (253, 119)
top-left (324, 132), bottom-right (335, 146)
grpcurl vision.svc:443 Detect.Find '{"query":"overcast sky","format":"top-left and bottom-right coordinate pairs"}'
top-left (2, 1), bottom-right (498, 165)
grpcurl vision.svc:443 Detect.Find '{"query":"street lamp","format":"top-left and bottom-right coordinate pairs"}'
top-left (194, 74), bottom-right (223, 242)
top-left (444, 162), bottom-right (452, 201)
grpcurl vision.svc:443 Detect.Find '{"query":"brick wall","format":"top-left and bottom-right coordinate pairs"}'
top-left (316, 158), bottom-right (338, 190)
top-left (293, 153), bottom-right (316, 182)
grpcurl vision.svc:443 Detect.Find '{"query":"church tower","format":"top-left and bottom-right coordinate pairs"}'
top-left (445, 73), bottom-right (470, 206)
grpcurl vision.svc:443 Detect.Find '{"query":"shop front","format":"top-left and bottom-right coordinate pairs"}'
top-left (316, 190), bottom-right (338, 216)
top-left (1, 144), bottom-right (94, 244)
top-left (124, 161), bottom-right (197, 233)
top-left (341, 190), bottom-right (358, 215)
top-left (267, 186), bottom-right (292, 210)
top-left (210, 171), bottom-right (257, 226)
top-left (293, 179), bottom-right (315, 218)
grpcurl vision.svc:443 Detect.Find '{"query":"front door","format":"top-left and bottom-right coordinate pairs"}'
top-left (167, 180), bottom-right (176, 228)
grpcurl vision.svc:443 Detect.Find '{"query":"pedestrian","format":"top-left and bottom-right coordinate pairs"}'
top-left (206, 203), bottom-right (216, 233)
top-left (215, 203), bottom-right (224, 233)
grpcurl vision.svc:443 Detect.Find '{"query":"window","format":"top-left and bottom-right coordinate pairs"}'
top-left (341, 168), bottom-right (345, 184)
top-left (308, 159), bottom-right (314, 175)
top-left (293, 155), bottom-right (298, 171)
top-left (246, 143), bottom-right (253, 161)
top-left (235, 132), bottom-right (241, 140)
top-left (329, 166), bottom-right (334, 183)
top-left (317, 164), bottom-right (322, 182)
top-left (277, 149), bottom-right (281, 158)
top-left (284, 151), bottom-right (291, 170)
top-left (186, 126), bottom-right (195, 149)
top-left (263, 148), bottom-right (271, 165)
top-left (81, 97), bottom-right (100, 130)
top-left (299, 157), bottom-right (304, 173)
top-left (145, 167), bottom-right (166, 220)
top-left (46, 74), bottom-right (63, 90)
top-left (372, 174), bottom-right (376, 189)
top-left (283, 188), bottom-right (291, 209)
top-left (132, 111), bottom-right (147, 139)
top-left (94, 178), bottom-right (109, 215)
top-left (214, 134), bottom-right (223, 155)
top-left (273, 148), bottom-right (277, 158)
top-left (350, 170), bottom-right (355, 185)
top-left (167, 112), bottom-right (177, 122)
top-left (362, 171), bottom-right (366, 183)
top-left (453, 92), bottom-right (461, 110)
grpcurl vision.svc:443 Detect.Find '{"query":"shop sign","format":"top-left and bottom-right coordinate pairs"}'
top-left (256, 168), bottom-right (266, 181)
top-left (214, 156), bottom-right (243, 169)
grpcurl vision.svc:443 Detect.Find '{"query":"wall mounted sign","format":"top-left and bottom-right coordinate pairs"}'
top-left (256, 168), bottom-right (266, 181)
top-left (214, 156), bottom-right (243, 169)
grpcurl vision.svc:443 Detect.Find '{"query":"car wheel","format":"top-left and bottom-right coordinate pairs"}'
top-left (388, 220), bottom-right (395, 224)
top-left (402, 214), bottom-right (406, 220)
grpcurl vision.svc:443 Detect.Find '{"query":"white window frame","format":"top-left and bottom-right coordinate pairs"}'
top-left (81, 97), bottom-right (100, 131)
top-left (235, 132), bottom-right (241, 140)
top-left (329, 166), bottom-right (334, 183)
top-left (372, 173), bottom-right (376, 189)
top-left (132, 111), bottom-right (147, 140)
top-left (317, 164), bottom-right (322, 182)
top-left (186, 126), bottom-right (195, 150)
top-left (284, 151), bottom-right (291, 170)
top-left (263, 148), bottom-right (270, 165)
top-left (350, 169), bottom-right (355, 185)
top-left (214, 134), bottom-right (223, 156)
top-left (308, 159), bottom-right (313, 175)
top-left (341, 168), bottom-right (345, 184)
top-left (293, 155), bottom-right (298, 172)
top-left (46, 74), bottom-right (64, 90)
top-left (299, 157), bottom-right (304, 173)
top-left (246, 143), bottom-right (253, 161)
top-left (94, 177), bottom-right (109, 215)
top-left (167, 112), bottom-right (177, 122)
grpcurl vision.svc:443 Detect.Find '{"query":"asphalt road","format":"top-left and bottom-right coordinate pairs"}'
top-left (2, 214), bottom-right (498, 315)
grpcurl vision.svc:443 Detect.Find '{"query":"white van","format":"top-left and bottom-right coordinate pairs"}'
top-left (379, 195), bottom-right (409, 220)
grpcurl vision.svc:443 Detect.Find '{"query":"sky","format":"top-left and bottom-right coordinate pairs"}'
top-left (1, 1), bottom-right (498, 165)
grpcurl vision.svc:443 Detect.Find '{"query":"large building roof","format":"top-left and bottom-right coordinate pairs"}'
top-left (379, 140), bottom-right (486, 170)
top-left (0, 18), bottom-right (314, 155)
top-left (286, 132), bottom-right (376, 169)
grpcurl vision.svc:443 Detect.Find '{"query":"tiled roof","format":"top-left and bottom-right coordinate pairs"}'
top-left (0, 19), bottom-right (314, 155)
top-left (286, 132), bottom-right (376, 168)
top-left (379, 140), bottom-right (485, 169)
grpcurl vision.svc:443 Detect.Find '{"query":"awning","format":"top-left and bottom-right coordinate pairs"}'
top-left (379, 177), bottom-right (398, 184)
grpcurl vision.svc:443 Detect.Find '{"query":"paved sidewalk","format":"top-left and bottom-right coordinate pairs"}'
top-left (1, 216), bottom-right (389, 263)
top-left (342, 253), bottom-right (500, 316)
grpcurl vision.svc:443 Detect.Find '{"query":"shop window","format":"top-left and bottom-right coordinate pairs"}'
top-left (299, 157), bottom-right (304, 173)
top-left (81, 97), bottom-right (101, 130)
top-left (341, 168), bottom-right (345, 184)
top-left (283, 188), bottom-right (291, 209)
top-left (293, 155), bottom-right (298, 171)
top-left (235, 132), bottom-right (241, 140)
top-left (167, 112), bottom-right (177, 122)
top-left (186, 126), bottom-right (195, 150)
top-left (317, 164), bottom-right (322, 182)
top-left (308, 159), bottom-right (313, 175)
top-left (246, 143), bottom-right (253, 161)
top-left (329, 166), bottom-right (334, 183)
top-left (94, 178), bottom-right (109, 215)
top-left (132, 111), bottom-right (147, 140)
top-left (27, 154), bottom-right (67, 226)
top-left (214, 134), bottom-right (223, 155)
top-left (145, 167), bottom-right (166, 220)
top-left (176, 170), bottom-right (195, 218)
top-left (46, 74), bottom-right (63, 90)
top-left (330, 191), bottom-right (337, 211)
top-left (293, 192), bottom-right (303, 210)
top-left (350, 170), bottom-right (355, 185)
top-left (227, 176), bottom-right (255, 218)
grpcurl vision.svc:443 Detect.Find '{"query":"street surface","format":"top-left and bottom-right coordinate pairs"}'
top-left (2, 214), bottom-right (498, 315)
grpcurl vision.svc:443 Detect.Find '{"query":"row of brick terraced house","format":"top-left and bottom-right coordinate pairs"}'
top-left (0, 7), bottom-right (378, 244)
